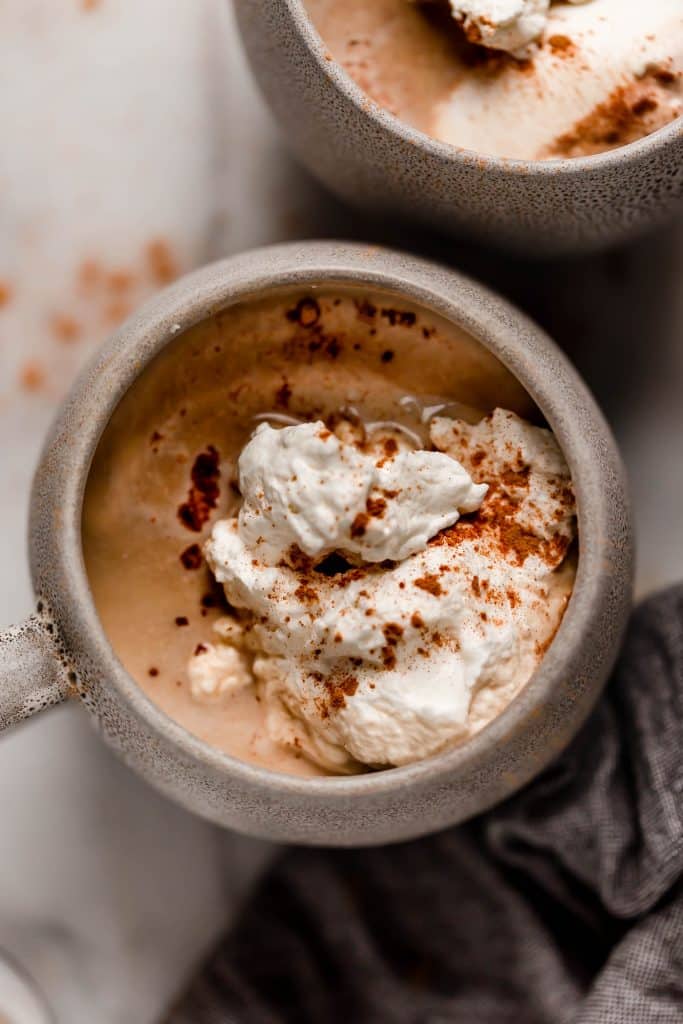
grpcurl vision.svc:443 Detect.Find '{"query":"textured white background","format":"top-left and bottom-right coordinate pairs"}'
top-left (0, 2), bottom-right (681, 1021)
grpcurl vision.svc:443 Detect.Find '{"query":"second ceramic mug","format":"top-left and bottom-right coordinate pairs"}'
top-left (0, 241), bottom-right (633, 845)
top-left (235, 0), bottom-right (683, 255)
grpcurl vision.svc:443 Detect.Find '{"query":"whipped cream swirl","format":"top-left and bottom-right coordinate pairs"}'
top-left (190, 410), bottom-right (577, 773)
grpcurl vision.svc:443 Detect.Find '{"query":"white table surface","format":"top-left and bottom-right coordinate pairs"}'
top-left (0, 2), bottom-right (681, 1021)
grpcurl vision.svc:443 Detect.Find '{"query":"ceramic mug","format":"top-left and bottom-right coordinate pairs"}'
top-left (0, 241), bottom-right (633, 845)
top-left (235, 0), bottom-right (683, 255)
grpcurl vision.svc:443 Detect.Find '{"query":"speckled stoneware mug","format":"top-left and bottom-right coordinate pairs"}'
top-left (235, 1), bottom-right (683, 255)
top-left (0, 241), bottom-right (633, 845)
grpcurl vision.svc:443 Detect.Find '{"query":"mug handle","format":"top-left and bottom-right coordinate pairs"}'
top-left (0, 614), bottom-right (73, 733)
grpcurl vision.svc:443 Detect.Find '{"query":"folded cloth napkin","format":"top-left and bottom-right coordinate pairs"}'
top-left (165, 586), bottom-right (683, 1024)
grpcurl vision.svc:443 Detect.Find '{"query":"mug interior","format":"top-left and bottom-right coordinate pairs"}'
top-left (80, 279), bottom-right (581, 783)
top-left (288, 0), bottom-right (682, 174)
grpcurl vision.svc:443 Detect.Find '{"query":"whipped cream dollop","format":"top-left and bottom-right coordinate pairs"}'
top-left (448, 0), bottom-right (593, 59)
top-left (235, 420), bottom-right (486, 564)
top-left (192, 410), bottom-right (576, 772)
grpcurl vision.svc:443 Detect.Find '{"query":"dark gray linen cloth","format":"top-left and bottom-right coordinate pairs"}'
top-left (166, 586), bottom-right (683, 1023)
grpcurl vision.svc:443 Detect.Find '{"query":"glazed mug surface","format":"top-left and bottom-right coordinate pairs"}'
top-left (0, 241), bottom-right (633, 845)
top-left (235, 0), bottom-right (683, 255)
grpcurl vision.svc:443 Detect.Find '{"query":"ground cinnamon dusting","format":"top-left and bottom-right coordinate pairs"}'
top-left (180, 543), bottom-right (203, 570)
top-left (548, 34), bottom-right (575, 57)
top-left (366, 496), bottom-right (387, 518)
top-left (383, 622), bottom-right (404, 646)
top-left (19, 361), bottom-right (45, 392)
top-left (146, 239), bottom-right (178, 285)
top-left (547, 75), bottom-right (679, 157)
top-left (414, 574), bottom-right (445, 596)
top-left (350, 512), bottom-right (370, 538)
top-left (286, 297), bottom-right (321, 328)
top-left (50, 313), bottom-right (81, 344)
top-left (178, 446), bottom-right (221, 532)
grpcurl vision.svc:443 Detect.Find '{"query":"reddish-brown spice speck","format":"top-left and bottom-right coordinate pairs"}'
top-left (350, 512), bottom-right (370, 538)
top-left (414, 574), bottom-right (444, 597)
top-left (148, 667), bottom-right (159, 677)
top-left (366, 496), bottom-right (387, 519)
top-left (411, 611), bottom-right (425, 629)
top-left (384, 438), bottom-right (398, 455)
top-left (356, 299), bottom-right (377, 321)
top-left (381, 646), bottom-right (397, 669)
top-left (19, 361), bottom-right (45, 392)
top-left (50, 313), bottom-right (81, 343)
top-left (471, 575), bottom-right (481, 598)
top-left (381, 308), bottom-right (416, 328)
top-left (180, 543), bottom-right (203, 570)
top-left (194, 643), bottom-right (208, 655)
top-left (548, 34), bottom-right (575, 56)
top-left (323, 674), bottom-right (359, 712)
top-left (0, 281), bottom-right (12, 308)
top-left (146, 238), bottom-right (178, 284)
top-left (381, 350), bottom-right (394, 363)
top-left (106, 268), bottom-right (134, 293)
top-left (383, 622), bottom-right (404, 647)
top-left (178, 445), bottom-right (220, 532)
top-left (650, 64), bottom-right (676, 85)
top-left (295, 582), bottom-right (318, 603)
top-left (286, 296), bottom-right (320, 328)
top-left (175, 616), bottom-right (189, 627)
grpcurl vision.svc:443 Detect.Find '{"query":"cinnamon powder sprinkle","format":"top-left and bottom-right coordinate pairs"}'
top-left (414, 574), bottom-right (445, 597)
top-left (350, 512), bottom-right (370, 538)
top-left (146, 238), bottom-right (179, 285)
top-left (295, 582), bottom-right (319, 603)
top-left (548, 34), bottom-right (575, 57)
top-left (383, 622), bottom-right (404, 646)
top-left (180, 543), bottom-right (203, 570)
top-left (323, 674), bottom-right (359, 711)
top-left (382, 646), bottom-right (397, 670)
top-left (19, 361), bottom-right (45, 392)
top-left (366, 496), bottom-right (387, 519)
top-left (547, 76), bottom-right (678, 158)
top-left (286, 297), bottom-right (321, 328)
top-left (178, 446), bottom-right (220, 532)
top-left (50, 313), bottom-right (81, 343)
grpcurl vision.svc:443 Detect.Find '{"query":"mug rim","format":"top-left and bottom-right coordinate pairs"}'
top-left (32, 240), bottom-right (631, 805)
top-left (283, 0), bottom-right (683, 176)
